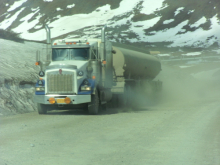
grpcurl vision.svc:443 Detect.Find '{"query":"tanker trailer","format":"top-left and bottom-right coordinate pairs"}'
top-left (111, 46), bottom-right (162, 108)
top-left (34, 24), bottom-right (161, 114)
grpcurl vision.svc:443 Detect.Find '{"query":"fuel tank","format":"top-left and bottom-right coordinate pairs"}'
top-left (113, 46), bottom-right (161, 80)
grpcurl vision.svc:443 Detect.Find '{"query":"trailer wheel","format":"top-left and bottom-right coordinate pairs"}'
top-left (37, 103), bottom-right (48, 114)
top-left (88, 89), bottom-right (99, 115)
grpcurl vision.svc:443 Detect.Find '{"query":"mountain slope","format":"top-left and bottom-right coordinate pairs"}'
top-left (0, 0), bottom-right (220, 48)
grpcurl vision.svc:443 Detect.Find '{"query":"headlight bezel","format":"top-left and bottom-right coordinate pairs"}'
top-left (77, 70), bottom-right (84, 76)
top-left (83, 79), bottom-right (89, 85)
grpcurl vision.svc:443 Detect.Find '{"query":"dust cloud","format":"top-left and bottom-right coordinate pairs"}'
top-left (129, 61), bottom-right (220, 111)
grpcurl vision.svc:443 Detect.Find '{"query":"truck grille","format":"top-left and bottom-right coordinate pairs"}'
top-left (47, 73), bottom-right (74, 94)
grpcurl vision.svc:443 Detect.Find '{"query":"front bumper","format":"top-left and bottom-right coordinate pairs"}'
top-left (34, 95), bottom-right (91, 104)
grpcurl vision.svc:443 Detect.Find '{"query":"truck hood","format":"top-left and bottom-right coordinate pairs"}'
top-left (49, 61), bottom-right (88, 70)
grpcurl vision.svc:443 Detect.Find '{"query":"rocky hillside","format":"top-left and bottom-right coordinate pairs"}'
top-left (0, 0), bottom-right (220, 49)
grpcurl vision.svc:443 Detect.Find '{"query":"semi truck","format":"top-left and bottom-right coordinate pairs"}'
top-left (34, 25), bottom-right (162, 115)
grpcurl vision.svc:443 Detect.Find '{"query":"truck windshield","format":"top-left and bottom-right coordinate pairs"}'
top-left (52, 48), bottom-right (89, 61)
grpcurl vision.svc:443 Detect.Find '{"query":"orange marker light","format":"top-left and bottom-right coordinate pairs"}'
top-left (66, 42), bottom-right (69, 45)
top-left (73, 42), bottom-right (76, 44)
top-left (69, 42), bottom-right (72, 45)
top-left (86, 42), bottom-right (89, 45)
top-left (39, 78), bottom-right (43, 80)
top-left (54, 43), bottom-right (57, 45)
top-left (92, 76), bottom-right (96, 79)
top-left (102, 61), bottom-right (106, 64)
top-left (64, 97), bottom-right (71, 104)
top-left (49, 98), bottom-right (56, 104)
top-left (35, 62), bottom-right (39, 65)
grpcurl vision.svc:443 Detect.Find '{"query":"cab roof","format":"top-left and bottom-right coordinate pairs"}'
top-left (52, 38), bottom-right (101, 48)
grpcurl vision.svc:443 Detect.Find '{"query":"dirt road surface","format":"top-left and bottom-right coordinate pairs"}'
top-left (1, 62), bottom-right (220, 165)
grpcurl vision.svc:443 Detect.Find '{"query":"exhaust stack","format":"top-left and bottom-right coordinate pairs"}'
top-left (101, 25), bottom-right (107, 61)
top-left (45, 25), bottom-right (51, 44)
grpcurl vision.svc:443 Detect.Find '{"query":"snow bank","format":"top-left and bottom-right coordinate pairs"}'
top-left (0, 39), bottom-right (46, 115)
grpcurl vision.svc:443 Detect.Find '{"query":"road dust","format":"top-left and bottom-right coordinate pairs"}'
top-left (128, 61), bottom-right (220, 111)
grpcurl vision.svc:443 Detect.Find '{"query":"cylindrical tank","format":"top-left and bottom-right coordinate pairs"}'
top-left (113, 46), bottom-right (161, 80)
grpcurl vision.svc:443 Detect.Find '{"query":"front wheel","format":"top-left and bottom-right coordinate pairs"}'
top-left (37, 103), bottom-right (48, 114)
top-left (88, 90), bottom-right (99, 115)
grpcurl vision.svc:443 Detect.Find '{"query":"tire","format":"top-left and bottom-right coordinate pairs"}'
top-left (88, 89), bottom-right (99, 115)
top-left (37, 103), bottom-right (48, 114)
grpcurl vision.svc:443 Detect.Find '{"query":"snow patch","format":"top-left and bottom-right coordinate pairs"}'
top-left (56, 8), bottom-right (63, 11)
top-left (158, 54), bottom-right (170, 57)
top-left (13, 13), bottom-right (43, 34)
top-left (67, 4), bottom-right (75, 8)
top-left (34, 25), bottom-right (42, 29)
top-left (141, 0), bottom-right (167, 15)
top-left (18, 1), bottom-right (143, 40)
top-left (43, 0), bottom-right (53, 2)
top-left (0, 7), bottom-right (25, 29)
top-left (188, 10), bottom-right (195, 14)
top-left (182, 52), bottom-right (201, 56)
top-left (7, 0), bottom-right (27, 12)
top-left (31, 7), bottom-right (40, 12)
top-left (145, 20), bottom-right (189, 44)
top-left (175, 7), bottom-right (184, 16)
top-left (20, 9), bottom-right (39, 21)
top-left (190, 17), bottom-right (206, 28)
top-left (6, 14), bottom-right (11, 18)
top-left (131, 16), bottom-right (161, 41)
top-left (163, 19), bottom-right (174, 24)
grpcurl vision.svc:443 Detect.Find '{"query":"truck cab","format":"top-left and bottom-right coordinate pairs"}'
top-left (34, 25), bottom-right (113, 115)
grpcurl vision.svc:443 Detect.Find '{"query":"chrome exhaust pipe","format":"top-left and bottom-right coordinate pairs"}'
top-left (101, 25), bottom-right (107, 61)
top-left (101, 25), bottom-right (107, 43)
top-left (45, 25), bottom-right (51, 44)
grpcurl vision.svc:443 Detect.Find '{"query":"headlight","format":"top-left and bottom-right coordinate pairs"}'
top-left (78, 70), bottom-right (84, 76)
top-left (81, 86), bottom-right (91, 91)
top-left (35, 87), bottom-right (45, 91)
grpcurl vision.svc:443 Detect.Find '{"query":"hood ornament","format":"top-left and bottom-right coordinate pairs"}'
top-left (59, 69), bottom-right (62, 74)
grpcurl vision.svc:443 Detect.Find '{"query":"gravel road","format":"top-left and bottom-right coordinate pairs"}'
top-left (1, 63), bottom-right (220, 165)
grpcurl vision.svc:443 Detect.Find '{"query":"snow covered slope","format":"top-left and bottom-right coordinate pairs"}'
top-left (0, 0), bottom-right (220, 48)
top-left (0, 39), bottom-right (45, 115)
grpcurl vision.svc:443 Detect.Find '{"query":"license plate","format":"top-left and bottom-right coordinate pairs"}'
top-left (56, 99), bottom-right (65, 103)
